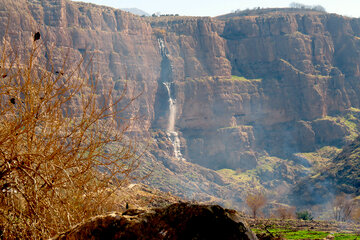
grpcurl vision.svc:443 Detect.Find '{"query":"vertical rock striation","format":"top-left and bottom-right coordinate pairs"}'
top-left (4, 1), bottom-right (360, 203)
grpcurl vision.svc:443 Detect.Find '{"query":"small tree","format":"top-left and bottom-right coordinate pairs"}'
top-left (245, 191), bottom-right (267, 218)
top-left (352, 206), bottom-right (360, 223)
top-left (0, 32), bottom-right (138, 238)
top-left (289, 2), bottom-right (326, 12)
top-left (276, 206), bottom-right (296, 220)
top-left (296, 210), bottom-right (313, 220)
top-left (332, 193), bottom-right (355, 222)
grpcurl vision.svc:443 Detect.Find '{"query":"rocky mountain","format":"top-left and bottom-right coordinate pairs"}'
top-left (2, 0), bottom-right (360, 207)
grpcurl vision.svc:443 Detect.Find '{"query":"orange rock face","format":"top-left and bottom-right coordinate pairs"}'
top-left (3, 2), bottom-right (360, 200)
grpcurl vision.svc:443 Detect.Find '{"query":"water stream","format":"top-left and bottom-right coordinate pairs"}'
top-left (163, 82), bottom-right (184, 160)
top-left (158, 38), bottom-right (185, 161)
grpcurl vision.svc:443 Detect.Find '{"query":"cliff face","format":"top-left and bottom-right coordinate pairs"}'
top-left (149, 12), bottom-right (360, 170)
top-left (0, 0), bottom-right (161, 131)
top-left (3, 1), bottom-right (360, 204)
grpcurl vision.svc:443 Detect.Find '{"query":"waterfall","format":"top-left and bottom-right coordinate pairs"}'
top-left (158, 38), bottom-right (185, 161)
top-left (163, 82), bottom-right (176, 132)
top-left (163, 82), bottom-right (184, 160)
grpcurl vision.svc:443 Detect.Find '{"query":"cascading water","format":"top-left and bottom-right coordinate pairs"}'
top-left (163, 82), bottom-right (176, 132)
top-left (158, 38), bottom-right (185, 161)
top-left (163, 82), bottom-right (184, 160)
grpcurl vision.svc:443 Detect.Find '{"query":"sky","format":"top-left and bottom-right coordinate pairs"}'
top-left (76, 0), bottom-right (360, 18)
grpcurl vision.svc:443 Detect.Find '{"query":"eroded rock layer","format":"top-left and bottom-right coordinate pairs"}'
top-left (2, 1), bottom-right (360, 204)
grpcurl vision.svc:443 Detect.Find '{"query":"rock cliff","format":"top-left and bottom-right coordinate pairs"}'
top-left (2, 1), bottom-right (360, 206)
top-left (149, 11), bottom-right (360, 172)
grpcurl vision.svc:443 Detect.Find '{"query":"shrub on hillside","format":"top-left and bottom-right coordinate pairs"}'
top-left (275, 206), bottom-right (296, 220)
top-left (0, 32), bottom-right (138, 239)
top-left (245, 191), bottom-right (267, 218)
top-left (296, 210), bottom-right (314, 220)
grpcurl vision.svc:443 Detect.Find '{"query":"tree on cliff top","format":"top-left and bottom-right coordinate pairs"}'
top-left (0, 32), bottom-right (138, 239)
top-left (289, 2), bottom-right (326, 12)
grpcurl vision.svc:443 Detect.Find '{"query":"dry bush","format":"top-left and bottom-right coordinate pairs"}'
top-left (0, 33), bottom-right (139, 239)
top-left (352, 206), bottom-right (360, 223)
top-left (245, 191), bottom-right (267, 218)
top-left (332, 193), bottom-right (355, 222)
top-left (275, 206), bottom-right (296, 220)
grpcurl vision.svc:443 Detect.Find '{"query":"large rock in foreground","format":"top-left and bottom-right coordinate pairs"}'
top-left (52, 203), bottom-right (257, 240)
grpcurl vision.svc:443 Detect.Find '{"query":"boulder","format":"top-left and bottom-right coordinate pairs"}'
top-left (52, 203), bottom-right (257, 240)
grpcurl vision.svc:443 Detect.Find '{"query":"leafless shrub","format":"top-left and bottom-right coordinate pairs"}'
top-left (0, 32), bottom-right (139, 239)
top-left (275, 206), bottom-right (296, 220)
top-left (349, 199), bottom-right (360, 223)
top-left (245, 191), bottom-right (267, 218)
top-left (332, 193), bottom-right (355, 222)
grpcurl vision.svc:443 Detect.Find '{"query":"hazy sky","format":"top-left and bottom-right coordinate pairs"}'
top-left (77, 0), bottom-right (360, 18)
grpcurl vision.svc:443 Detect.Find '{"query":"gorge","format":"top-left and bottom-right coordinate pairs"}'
top-left (2, 0), bottom-right (360, 209)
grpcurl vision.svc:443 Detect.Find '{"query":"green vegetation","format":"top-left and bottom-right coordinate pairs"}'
top-left (217, 168), bottom-right (261, 190)
top-left (216, 156), bottom-right (297, 195)
top-left (226, 75), bottom-right (262, 82)
top-left (296, 210), bottom-right (314, 220)
top-left (318, 110), bottom-right (360, 142)
top-left (295, 146), bottom-right (341, 173)
top-left (253, 228), bottom-right (359, 240)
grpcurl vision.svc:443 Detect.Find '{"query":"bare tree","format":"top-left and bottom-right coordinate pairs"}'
top-left (332, 193), bottom-right (355, 222)
top-left (0, 32), bottom-right (139, 238)
top-left (245, 191), bottom-right (267, 218)
top-left (352, 206), bottom-right (360, 222)
top-left (275, 206), bottom-right (296, 220)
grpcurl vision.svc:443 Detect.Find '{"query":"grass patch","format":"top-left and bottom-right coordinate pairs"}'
top-left (227, 75), bottom-right (262, 82)
top-left (334, 233), bottom-right (360, 240)
top-left (217, 168), bottom-right (261, 189)
top-left (253, 228), bottom-right (359, 240)
top-left (283, 230), bottom-right (329, 239)
top-left (217, 126), bottom-right (241, 131)
top-left (295, 146), bottom-right (341, 173)
top-left (316, 111), bottom-right (360, 142)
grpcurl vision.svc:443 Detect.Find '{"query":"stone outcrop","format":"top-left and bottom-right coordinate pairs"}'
top-left (52, 203), bottom-right (257, 240)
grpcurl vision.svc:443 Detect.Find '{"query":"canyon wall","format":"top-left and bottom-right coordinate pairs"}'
top-left (3, 0), bottom-right (360, 203)
top-left (150, 12), bottom-right (360, 170)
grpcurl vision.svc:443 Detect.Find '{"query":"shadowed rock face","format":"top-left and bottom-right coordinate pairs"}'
top-left (52, 203), bottom-right (257, 240)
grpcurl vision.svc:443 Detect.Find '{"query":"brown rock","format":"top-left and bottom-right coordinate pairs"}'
top-left (52, 203), bottom-right (257, 240)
